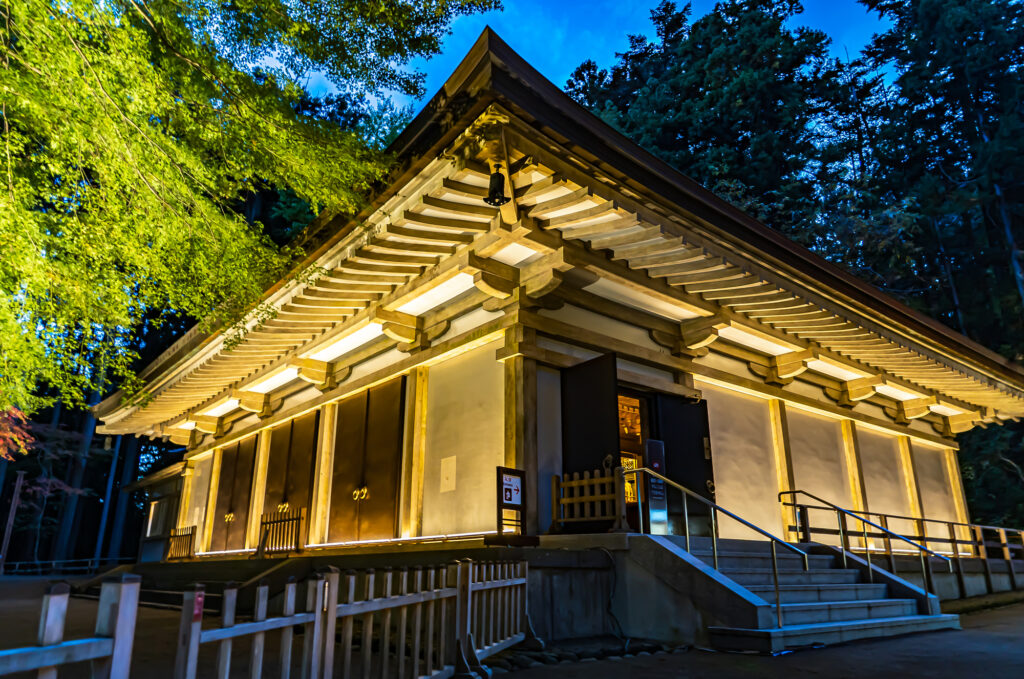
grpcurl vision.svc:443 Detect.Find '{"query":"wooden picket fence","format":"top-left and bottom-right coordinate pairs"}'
top-left (258, 509), bottom-right (305, 555)
top-left (167, 526), bottom-right (197, 560)
top-left (174, 559), bottom-right (537, 679)
top-left (0, 576), bottom-right (140, 678)
top-left (551, 468), bottom-right (627, 530)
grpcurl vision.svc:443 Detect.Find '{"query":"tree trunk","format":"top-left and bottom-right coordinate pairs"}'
top-left (105, 436), bottom-right (140, 563)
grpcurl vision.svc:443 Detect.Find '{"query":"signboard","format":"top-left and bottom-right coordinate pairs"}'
top-left (500, 471), bottom-right (523, 507)
top-left (496, 466), bottom-right (526, 536)
top-left (644, 439), bottom-right (669, 535)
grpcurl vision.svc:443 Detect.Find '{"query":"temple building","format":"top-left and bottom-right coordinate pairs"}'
top-left (96, 30), bottom-right (1024, 649)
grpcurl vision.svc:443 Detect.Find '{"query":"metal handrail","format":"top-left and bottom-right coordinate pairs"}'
top-left (780, 490), bottom-right (951, 595)
top-left (623, 466), bottom-right (808, 628)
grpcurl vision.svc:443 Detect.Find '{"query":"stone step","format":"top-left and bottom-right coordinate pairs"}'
top-left (690, 550), bottom-right (835, 571)
top-left (709, 614), bottom-right (961, 652)
top-left (775, 598), bottom-right (918, 626)
top-left (666, 536), bottom-right (797, 554)
top-left (723, 568), bottom-right (861, 586)
top-left (747, 582), bottom-right (888, 603)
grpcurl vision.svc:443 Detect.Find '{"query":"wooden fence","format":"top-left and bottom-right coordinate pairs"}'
top-left (258, 509), bottom-right (305, 555)
top-left (167, 526), bottom-right (196, 560)
top-left (551, 468), bottom-right (626, 530)
top-left (174, 559), bottom-right (537, 679)
top-left (0, 576), bottom-right (140, 678)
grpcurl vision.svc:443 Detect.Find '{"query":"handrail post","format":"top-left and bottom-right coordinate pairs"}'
top-left (974, 525), bottom-right (994, 593)
top-left (37, 582), bottom-right (70, 679)
top-left (862, 520), bottom-right (873, 584)
top-left (798, 505), bottom-right (811, 544)
top-left (836, 511), bottom-right (847, 569)
top-left (948, 522), bottom-right (966, 599)
top-left (770, 541), bottom-right (782, 629)
top-left (710, 506), bottom-right (719, 571)
top-left (453, 560), bottom-right (477, 679)
top-left (999, 528), bottom-right (1018, 590)
top-left (682, 492), bottom-right (690, 552)
top-left (880, 515), bottom-right (895, 573)
top-left (174, 584), bottom-right (204, 679)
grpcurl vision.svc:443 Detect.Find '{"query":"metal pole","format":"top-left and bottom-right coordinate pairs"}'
top-left (92, 436), bottom-right (122, 569)
top-left (0, 471), bottom-right (26, 574)
top-left (771, 541), bottom-right (783, 629)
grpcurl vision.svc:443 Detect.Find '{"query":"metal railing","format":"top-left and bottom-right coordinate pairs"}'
top-left (622, 467), bottom-right (808, 628)
top-left (0, 557), bottom-right (134, 576)
top-left (780, 490), bottom-right (953, 595)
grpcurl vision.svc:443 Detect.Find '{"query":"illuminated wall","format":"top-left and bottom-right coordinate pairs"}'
top-left (703, 385), bottom-right (782, 538)
top-left (912, 441), bottom-right (963, 540)
top-left (786, 407), bottom-right (851, 544)
top-left (420, 340), bottom-right (505, 536)
top-left (856, 428), bottom-right (915, 537)
top-left (183, 454), bottom-right (213, 548)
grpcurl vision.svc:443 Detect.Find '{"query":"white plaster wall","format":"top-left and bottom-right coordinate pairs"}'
top-left (912, 441), bottom-right (960, 540)
top-left (421, 340), bottom-right (505, 536)
top-left (857, 428), bottom-right (915, 536)
top-left (786, 408), bottom-right (851, 544)
top-left (703, 385), bottom-right (783, 539)
top-left (184, 455), bottom-right (213, 545)
top-left (536, 366), bottom-right (563, 534)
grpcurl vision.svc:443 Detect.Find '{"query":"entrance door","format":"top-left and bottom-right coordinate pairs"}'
top-left (327, 377), bottom-right (405, 543)
top-left (561, 354), bottom-right (619, 475)
top-left (653, 394), bottom-right (715, 535)
top-left (264, 410), bottom-right (320, 519)
top-left (209, 435), bottom-right (257, 552)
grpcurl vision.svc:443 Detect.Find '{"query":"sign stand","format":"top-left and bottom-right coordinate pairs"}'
top-left (485, 466), bottom-right (539, 546)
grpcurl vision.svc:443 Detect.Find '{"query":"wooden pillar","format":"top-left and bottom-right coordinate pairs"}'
top-left (175, 462), bottom-right (196, 531)
top-left (943, 447), bottom-right (971, 525)
top-left (841, 421), bottom-right (869, 513)
top-left (769, 400), bottom-right (797, 541)
top-left (200, 449), bottom-right (222, 553)
top-left (400, 367), bottom-right (429, 538)
top-left (502, 325), bottom-right (538, 533)
top-left (245, 430), bottom-right (272, 549)
top-left (308, 405), bottom-right (336, 546)
top-left (898, 436), bottom-right (926, 518)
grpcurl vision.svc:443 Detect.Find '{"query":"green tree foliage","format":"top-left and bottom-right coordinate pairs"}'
top-left (0, 0), bottom-right (496, 414)
top-left (569, 0), bottom-right (1024, 525)
top-left (567, 0), bottom-right (844, 240)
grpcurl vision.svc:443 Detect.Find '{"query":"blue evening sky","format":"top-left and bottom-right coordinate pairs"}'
top-left (305, 1), bottom-right (888, 105)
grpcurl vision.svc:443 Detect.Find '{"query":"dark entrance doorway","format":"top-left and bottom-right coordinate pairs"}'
top-left (560, 353), bottom-right (715, 532)
top-left (327, 377), bottom-right (406, 543)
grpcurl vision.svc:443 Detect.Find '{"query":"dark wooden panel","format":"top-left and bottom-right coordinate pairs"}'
top-left (328, 391), bottom-right (367, 543)
top-left (655, 395), bottom-right (715, 516)
top-left (225, 436), bottom-right (257, 550)
top-left (561, 354), bottom-right (619, 474)
top-left (264, 420), bottom-right (292, 513)
top-left (209, 442), bottom-right (239, 553)
top-left (358, 378), bottom-right (405, 541)
top-left (286, 410), bottom-right (319, 514)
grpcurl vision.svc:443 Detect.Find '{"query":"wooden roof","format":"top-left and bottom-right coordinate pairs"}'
top-left (95, 28), bottom-right (1024, 438)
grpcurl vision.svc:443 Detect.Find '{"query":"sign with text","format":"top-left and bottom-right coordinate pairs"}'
top-left (496, 466), bottom-right (526, 536)
top-left (644, 439), bottom-right (669, 535)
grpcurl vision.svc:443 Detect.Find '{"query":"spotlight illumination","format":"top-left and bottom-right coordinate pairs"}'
top-left (307, 322), bottom-right (385, 363)
top-left (483, 166), bottom-right (510, 207)
top-left (396, 273), bottom-right (476, 315)
top-left (247, 367), bottom-right (300, 394)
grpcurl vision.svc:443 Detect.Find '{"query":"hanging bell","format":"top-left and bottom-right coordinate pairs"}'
top-left (484, 165), bottom-right (510, 207)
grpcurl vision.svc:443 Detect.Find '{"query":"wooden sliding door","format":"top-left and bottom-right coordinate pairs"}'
top-left (328, 377), bottom-right (406, 543)
top-left (208, 435), bottom-right (257, 552)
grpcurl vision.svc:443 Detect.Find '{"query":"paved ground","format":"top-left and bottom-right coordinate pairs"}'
top-left (504, 603), bottom-right (1024, 679)
top-left (2, 576), bottom-right (1022, 678)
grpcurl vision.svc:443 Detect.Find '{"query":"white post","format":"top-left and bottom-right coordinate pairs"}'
top-left (217, 585), bottom-right (238, 679)
top-left (301, 576), bottom-right (325, 679)
top-left (92, 574), bottom-right (141, 679)
top-left (174, 585), bottom-right (205, 679)
top-left (37, 582), bottom-right (70, 679)
top-left (249, 582), bottom-right (268, 679)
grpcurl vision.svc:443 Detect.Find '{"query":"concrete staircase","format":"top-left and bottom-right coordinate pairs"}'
top-left (675, 537), bottom-right (960, 652)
